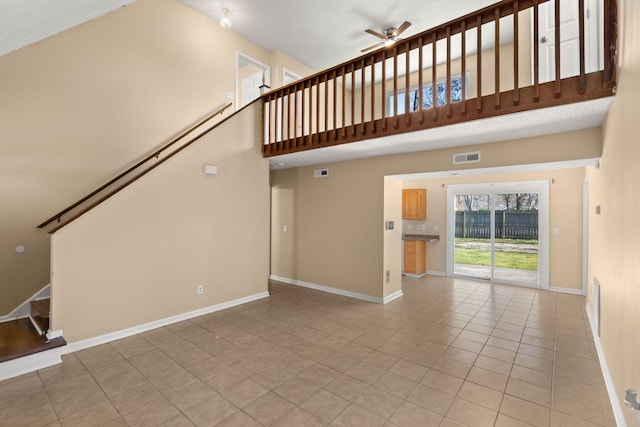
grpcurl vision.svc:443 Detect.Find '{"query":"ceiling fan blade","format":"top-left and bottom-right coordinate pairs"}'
top-left (365, 28), bottom-right (386, 39)
top-left (361, 41), bottom-right (384, 53)
top-left (393, 21), bottom-right (412, 37)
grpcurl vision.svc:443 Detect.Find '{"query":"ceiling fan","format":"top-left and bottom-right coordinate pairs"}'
top-left (361, 21), bottom-right (412, 53)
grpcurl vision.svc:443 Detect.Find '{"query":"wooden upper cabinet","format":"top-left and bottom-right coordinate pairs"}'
top-left (402, 189), bottom-right (427, 220)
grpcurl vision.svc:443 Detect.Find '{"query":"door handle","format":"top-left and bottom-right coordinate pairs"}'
top-left (540, 36), bottom-right (548, 43)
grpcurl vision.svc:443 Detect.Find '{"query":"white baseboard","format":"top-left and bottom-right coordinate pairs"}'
top-left (383, 290), bottom-right (403, 304)
top-left (0, 348), bottom-right (63, 382)
top-left (0, 284), bottom-right (50, 323)
top-left (586, 302), bottom-right (627, 427)
top-left (270, 275), bottom-right (385, 304)
top-left (426, 270), bottom-right (447, 277)
top-left (404, 273), bottom-right (427, 278)
top-left (47, 329), bottom-right (64, 340)
top-left (63, 291), bottom-right (270, 354)
top-left (550, 286), bottom-right (585, 295)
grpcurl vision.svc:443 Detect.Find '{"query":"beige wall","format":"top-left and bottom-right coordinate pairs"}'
top-left (270, 128), bottom-right (601, 299)
top-left (586, 0), bottom-right (640, 424)
top-left (0, 0), bottom-right (311, 314)
top-left (51, 103), bottom-right (269, 342)
top-left (403, 167), bottom-right (585, 290)
top-left (383, 177), bottom-right (403, 298)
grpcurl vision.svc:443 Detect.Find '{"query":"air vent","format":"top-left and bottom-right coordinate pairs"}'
top-left (453, 151), bottom-right (481, 164)
top-left (314, 168), bottom-right (329, 178)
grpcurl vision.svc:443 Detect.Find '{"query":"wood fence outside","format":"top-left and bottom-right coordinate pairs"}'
top-left (455, 211), bottom-right (538, 240)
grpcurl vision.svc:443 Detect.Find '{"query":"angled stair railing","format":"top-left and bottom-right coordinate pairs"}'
top-left (38, 102), bottom-right (234, 233)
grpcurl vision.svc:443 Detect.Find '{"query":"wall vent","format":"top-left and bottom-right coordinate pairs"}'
top-left (314, 168), bottom-right (329, 178)
top-left (453, 151), bottom-right (481, 164)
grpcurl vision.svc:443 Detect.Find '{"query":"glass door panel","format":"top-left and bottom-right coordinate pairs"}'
top-left (453, 194), bottom-right (491, 280)
top-left (493, 193), bottom-right (539, 285)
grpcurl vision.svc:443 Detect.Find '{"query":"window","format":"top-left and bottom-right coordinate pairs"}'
top-left (388, 74), bottom-right (466, 115)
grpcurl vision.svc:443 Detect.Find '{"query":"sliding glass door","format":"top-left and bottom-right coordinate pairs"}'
top-left (448, 182), bottom-right (549, 289)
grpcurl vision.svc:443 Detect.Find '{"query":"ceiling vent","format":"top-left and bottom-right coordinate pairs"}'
top-left (314, 168), bottom-right (329, 178)
top-left (453, 151), bottom-right (481, 165)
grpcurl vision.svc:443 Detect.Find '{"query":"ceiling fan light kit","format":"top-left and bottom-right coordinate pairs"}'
top-left (361, 21), bottom-right (412, 53)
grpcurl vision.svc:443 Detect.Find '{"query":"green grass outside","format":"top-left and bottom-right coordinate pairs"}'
top-left (454, 238), bottom-right (539, 271)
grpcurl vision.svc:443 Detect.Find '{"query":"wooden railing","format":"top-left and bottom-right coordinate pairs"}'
top-left (262, 0), bottom-right (617, 156)
top-left (38, 102), bottom-right (233, 233)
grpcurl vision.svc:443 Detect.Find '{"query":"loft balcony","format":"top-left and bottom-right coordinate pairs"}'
top-left (261, 0), bottom-right (617, 160)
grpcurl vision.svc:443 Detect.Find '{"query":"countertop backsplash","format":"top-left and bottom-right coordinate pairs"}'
top-left (403, 219), bottom-right (439, 236)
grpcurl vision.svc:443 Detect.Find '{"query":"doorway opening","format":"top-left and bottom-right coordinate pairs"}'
top-left (446, 181), bottom-right (549, 289)
top-left (236, 53), bottom-right (270, 110)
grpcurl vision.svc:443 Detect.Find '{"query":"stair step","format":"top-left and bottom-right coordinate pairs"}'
top-left (0, 318), bottom-right (66, 363)
top-left (31, 298), bottom-right (50, 318)
top-left (29, 315), bottom-right (49, 336)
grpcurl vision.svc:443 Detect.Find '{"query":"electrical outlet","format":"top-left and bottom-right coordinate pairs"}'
top-left (385, 270), bottom-right (391, 283)
top-left (197, 285), bottom-right (204, 295)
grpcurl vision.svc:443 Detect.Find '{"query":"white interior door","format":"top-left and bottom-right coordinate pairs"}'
top-left (242, 71), bottom-right (264, 107)
top-left (537, 0), bottom-right (601, 82)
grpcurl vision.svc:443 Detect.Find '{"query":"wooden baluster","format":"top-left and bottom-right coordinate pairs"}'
top-left (361, 59), bottom-right (366, 135)
top-left (533, 0), bottom-right (540, 101)
top-left (578, 0), bottom-right (586, 93)
top-left (461, 21), bottom-right (467, 115)
top-left (446, 26), bottom-right (452, 119)
top-left (393, 46), bottom-right (399, 129)
top-left (316, 77), bottom-right (320, 145)
top-left (405, 42), bottom-right (411, 126)
top-left (340, 67), bottom-right (347, 138)
top-left (333, 70), bottom-right (338, 141)
top-left (432, 31), bottom-right (437, 121)
top-left (308, 80), bottom-right (313, 146)
top-left (513, 1), bottom-right (520, 105)
top-left (382, 52), bottom-right (387, 131)
top-left (418, 37), bottom-right (424, 124)
top-left (301, 82), bottom-right (306, 145)
top-left (261, 98), bottom-right (267, 153)
top-left (554, 0), bottom-right (561, 97)
top-left (495, 7), bottom-right (501, 109)
top-left (603, 0), bottom-right (616, 85)
top-left (286, 88), bottom-right (291, 148)
top-left (476, 15), bottom-right (482, 113)
top-left (351, 63), bottom-right (356, 136)
top-left (324, 75), bottom-right (329, 142)
top-left (371, 58), bottom-right (376, 134)
top-left (294, 84), bottom-right (298, 147)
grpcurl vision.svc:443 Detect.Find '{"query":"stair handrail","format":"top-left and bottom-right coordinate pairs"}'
top-left (37, 102), bottom-right (233, 229)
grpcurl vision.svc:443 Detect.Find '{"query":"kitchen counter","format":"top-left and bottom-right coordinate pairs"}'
top-left (402, 234), bottom-right (440, 242)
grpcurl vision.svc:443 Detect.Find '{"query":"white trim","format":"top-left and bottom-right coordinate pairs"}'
top-left (404, 272), bottom-right (427, 278)
top-left (62, 291), bottom-right (269, 354)
top-left (549, 286), bottom-right (585, 295)
top-left (0, 284), bottom-right (50, 322)
top-left (426, 270), bottom-right (448, 277)
top-left (270, 275), bottom-right (384, 304)
top-left (46, 329), bottom-right (64, 340)
top-left (383, 290), bottom-right (403, 304)
top-left (583, 176), bottom-right (590, 295)
top-left (586, 302), bottom-right (627, 427)
top-left (0, 348), bottom-right (63, 382)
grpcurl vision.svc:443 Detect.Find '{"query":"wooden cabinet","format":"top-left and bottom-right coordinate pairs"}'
top-left (404, 239), bottom-right (426, 276)
top-left (402, 189), bottom-right (427, 220)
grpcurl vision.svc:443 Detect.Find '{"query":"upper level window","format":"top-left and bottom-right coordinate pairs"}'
top-left (388, 74), bottom-right (466, 116)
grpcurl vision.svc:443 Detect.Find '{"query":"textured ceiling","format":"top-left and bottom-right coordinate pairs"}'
top-left (178, 0), bottom-right (500, 70)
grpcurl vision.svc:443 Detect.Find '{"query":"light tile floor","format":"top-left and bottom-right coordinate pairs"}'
top-left (0, 276), bottom-right (616, 426)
